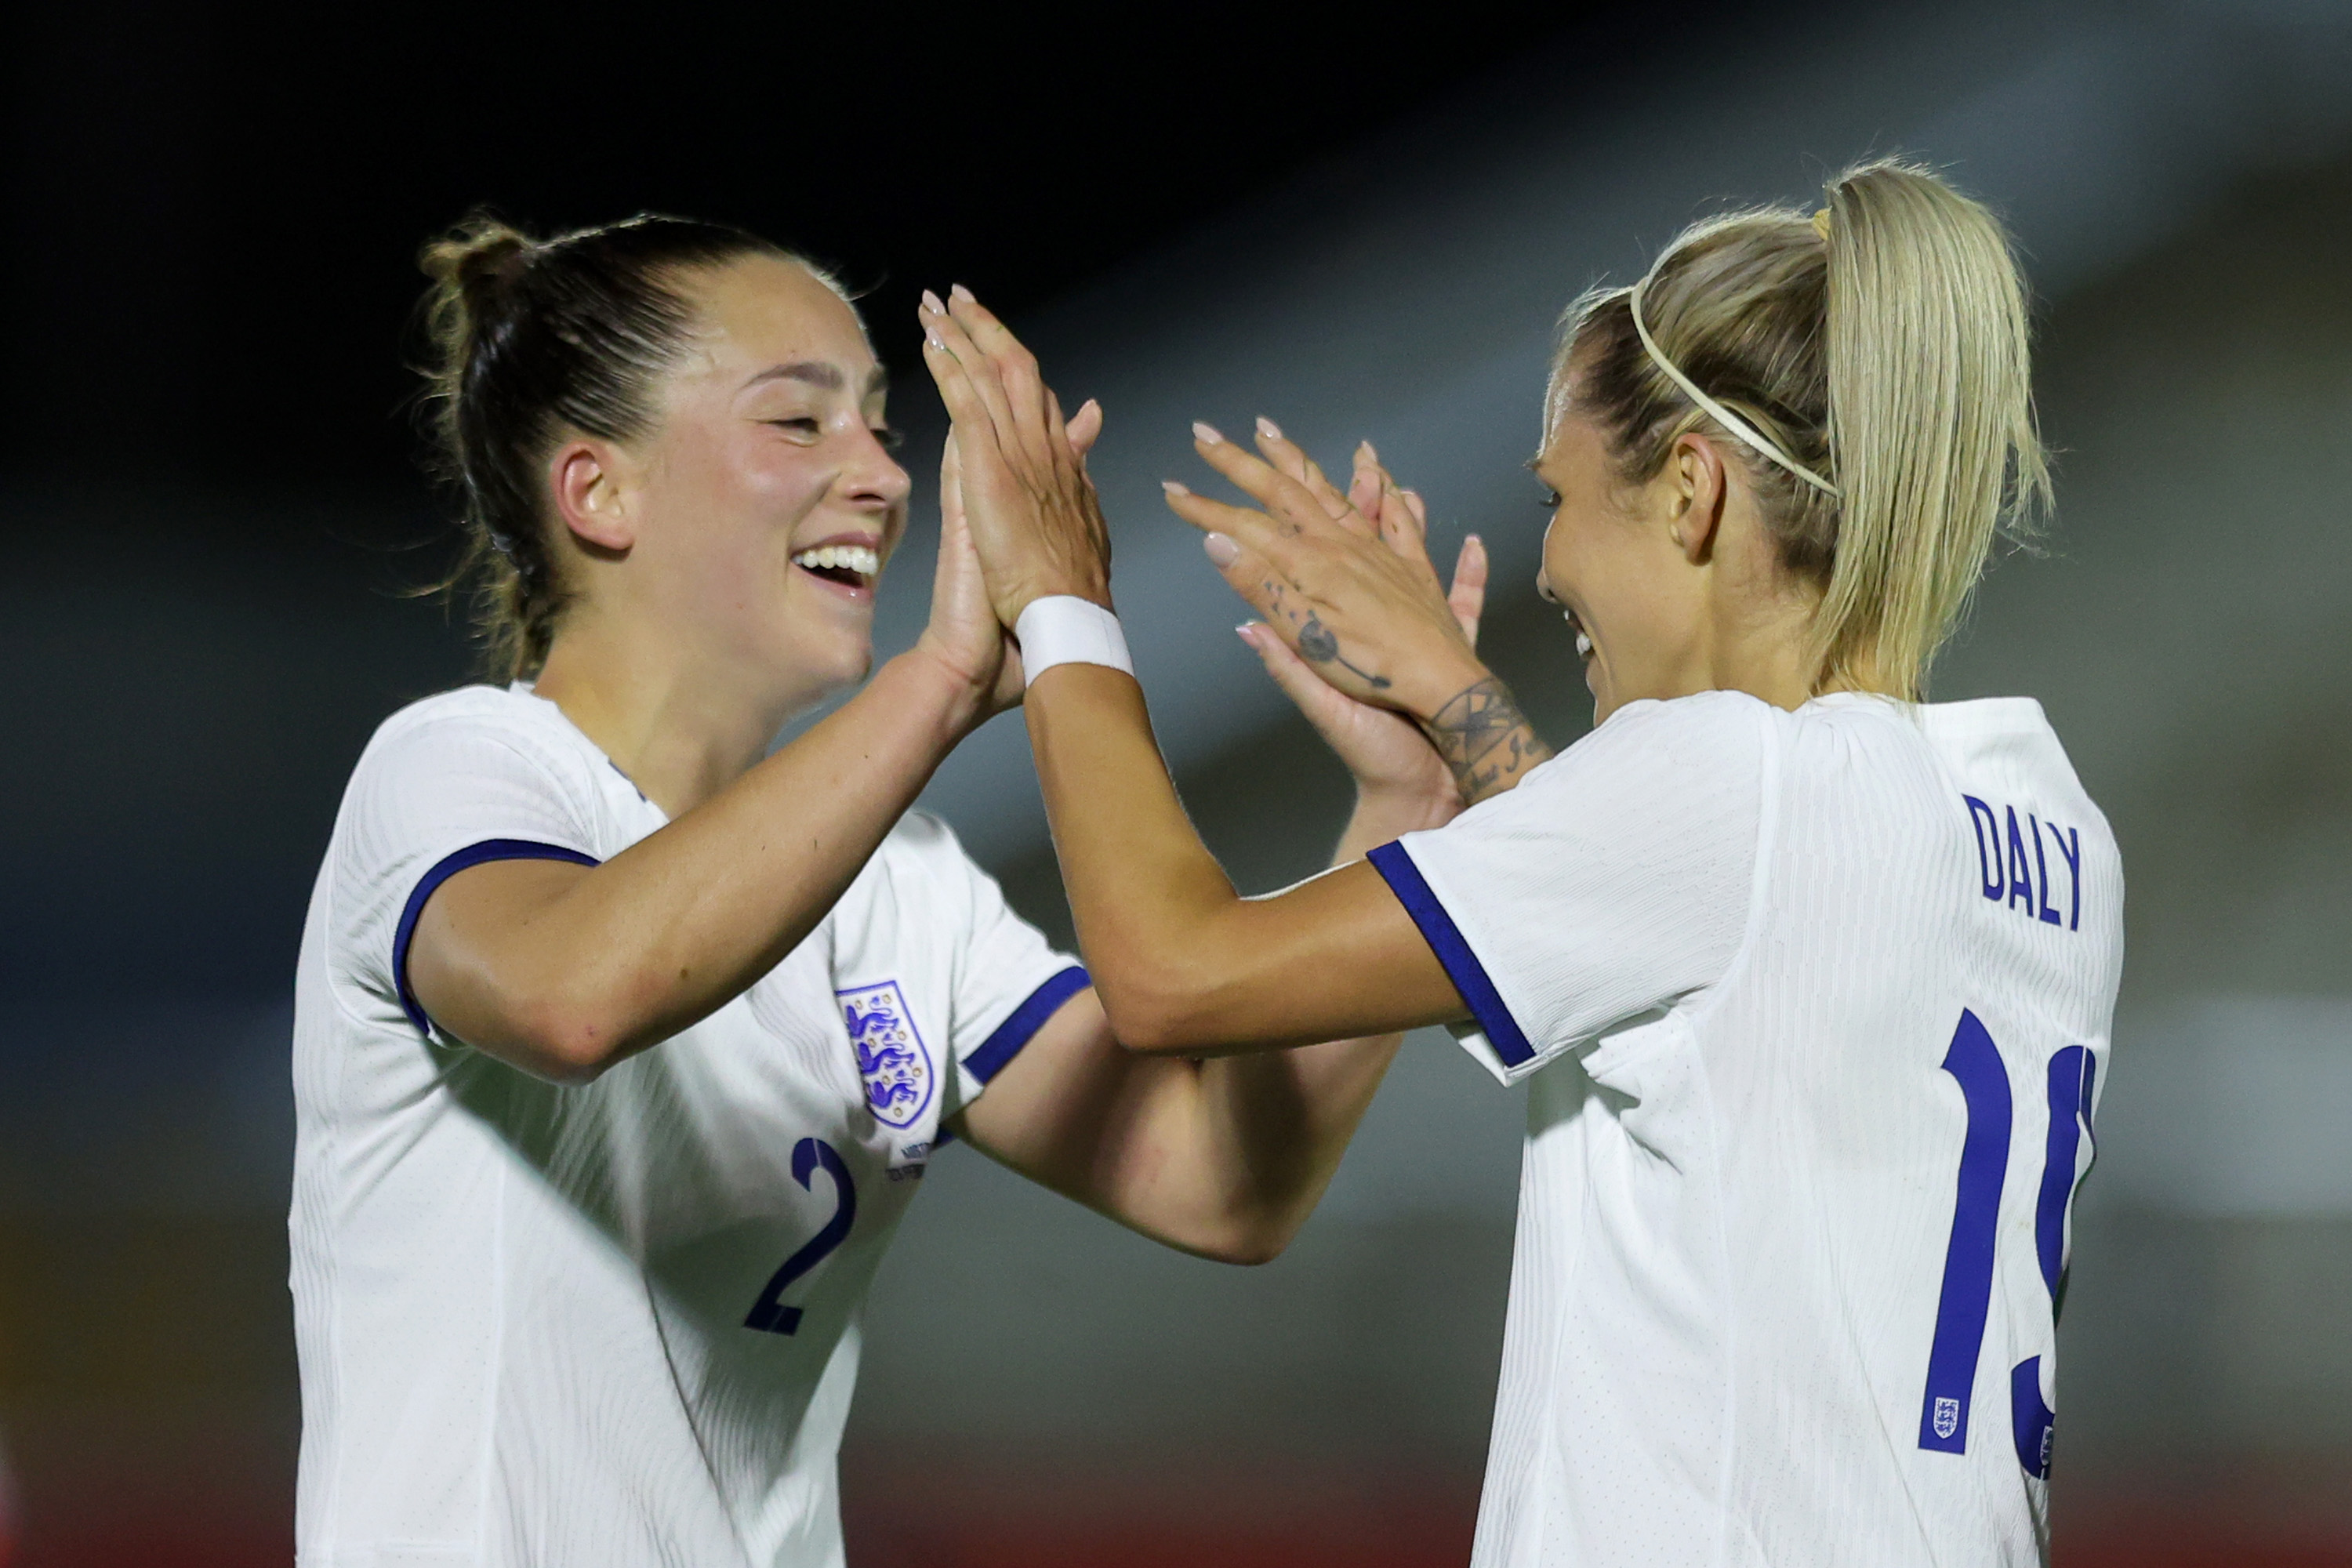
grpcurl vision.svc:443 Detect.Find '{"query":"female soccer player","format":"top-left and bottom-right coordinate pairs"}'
top-left (289, 214), bottom-right (1478, 1565)
top-left (924, 159), bottom-right (2124, 1563)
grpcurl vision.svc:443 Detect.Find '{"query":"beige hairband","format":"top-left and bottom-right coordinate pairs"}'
top-left (1625, 274), bottom-right (1843, 499)
top-left (1812, 206), bottom-right (1833, 241)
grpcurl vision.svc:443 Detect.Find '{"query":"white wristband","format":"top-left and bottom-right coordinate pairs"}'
top-left (1014, 595), bottom-right (1132, 687)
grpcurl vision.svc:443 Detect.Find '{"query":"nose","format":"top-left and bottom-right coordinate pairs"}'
top-left (1537, 565), bottom-right (1559, 604)
top-left (842, 426), bottom-right (913, 512)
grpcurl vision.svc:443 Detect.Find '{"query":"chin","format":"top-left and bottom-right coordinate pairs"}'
top-left (799, 635), bottom-right (876, 695)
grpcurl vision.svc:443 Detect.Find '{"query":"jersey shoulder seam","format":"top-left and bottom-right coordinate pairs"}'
top-left (357, 710), bottom-right (605, 852)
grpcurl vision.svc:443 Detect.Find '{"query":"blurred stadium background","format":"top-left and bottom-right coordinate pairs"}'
top-left (3, 1), bottom-right (2349, 1563)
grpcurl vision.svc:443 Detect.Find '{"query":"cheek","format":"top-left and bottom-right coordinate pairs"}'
top-left (737, 438), bottom-right (835, 517)
top-left (675, 430), bottom-right (832, 545)
top-left (1542, 512), bottom-right (1607, 608)
top-left (681, 448), bottom-right (835, 602)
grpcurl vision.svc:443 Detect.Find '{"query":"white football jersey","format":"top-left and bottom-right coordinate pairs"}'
top-left (1370, 691), bottom-right (2122, 1567)
top-left (290, 684), bottom-right (1083, 1567)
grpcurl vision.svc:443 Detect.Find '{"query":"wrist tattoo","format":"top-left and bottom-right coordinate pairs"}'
top-left (1421, 677), bottom-right (1552, 804)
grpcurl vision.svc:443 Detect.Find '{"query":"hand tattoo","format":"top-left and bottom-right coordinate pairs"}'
top-left (1421, 677), bottom-right (1552, 804)
top-left (1295, 613), bottom-right (1391, 690)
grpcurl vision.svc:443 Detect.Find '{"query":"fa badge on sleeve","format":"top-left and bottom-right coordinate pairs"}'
top-left (838, 981), bottom-right (936, 1153)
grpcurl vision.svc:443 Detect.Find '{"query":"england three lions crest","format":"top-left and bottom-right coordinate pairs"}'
top-left (839, 980), bottom-right (935, 1131)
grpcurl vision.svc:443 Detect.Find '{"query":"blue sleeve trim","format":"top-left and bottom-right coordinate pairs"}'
top-left (394, 838), bottom-right (601, 1039)
top-left (964, 964), bottom-right (1090, 1084)
top-left (1367, 840), bottom-right (1536, 1070)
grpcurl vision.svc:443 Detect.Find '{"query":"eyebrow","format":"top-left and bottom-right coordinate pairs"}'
top-left (742, 361), bottom-right (890, 397)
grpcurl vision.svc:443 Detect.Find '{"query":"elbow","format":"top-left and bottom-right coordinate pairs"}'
top-left (1206, 1234), bottom-right (1289, 1269)
top-left (498, 989), bottom-right (644, 1085)
top-left (1098, 997), bottom-right (1200, 1058)
top-left (1189, 1212), bottom-right (1301, 1268)
top-left (1094, 959), bottom-right (1221, 1057)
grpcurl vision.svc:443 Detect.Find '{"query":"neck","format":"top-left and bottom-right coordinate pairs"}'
top-left (1695, 556), bottom-right (1832, 711)
top-left (530, 610), bottom-right (822, 817)
top-left (1708, 616), bottom-right (1827, 712)
top-left (1612, 586), bottom-right (1826, 720)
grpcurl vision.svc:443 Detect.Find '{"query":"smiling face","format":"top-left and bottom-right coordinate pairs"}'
top-left (1531, 374), bottom-right (1836, 726)
top-left (572, 252), bottom-right (911, 711)
top-left (1530, 408), bottom-right (1711, 725)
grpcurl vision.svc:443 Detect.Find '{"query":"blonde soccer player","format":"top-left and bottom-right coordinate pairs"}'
top-left (289, 213), bottom-right (1468, 1566)
top-left (923, 159), bottom-right (2122, 1564)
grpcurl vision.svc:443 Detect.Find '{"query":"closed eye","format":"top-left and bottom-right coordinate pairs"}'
top-left (870, 426), bottom-right (906, 453)
top-left (766, 418), bottom-right (822, 440)
top-left (1525, 458), bottom-right (1561, 513)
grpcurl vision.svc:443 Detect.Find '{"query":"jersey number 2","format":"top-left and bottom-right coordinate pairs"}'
top-left (743, 1138), bottom-right (858, 1336)
top-left (1918, 1008), bottom-right (2096, 1477)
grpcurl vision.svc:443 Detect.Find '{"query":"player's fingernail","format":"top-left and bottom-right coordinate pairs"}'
top-left (924, 329), bottom-right (943, 349)
top-left (1255, 416), bottom-right (1283, 442)
top-left (1363, 440), bottom-right (1381, 463)
top-left (1203, 532), bottom-right (1240, 566)
top-left (1235, 623), bottom-right (1258, 644)
top-left (920, 289), bottom-right (946, 314)
top-left (949, 283), bottom-right (975, 303)
top-left (1162, 479), bottom-right (1191, 498)
top-left (1192, 421), bottom-right (1224, 445)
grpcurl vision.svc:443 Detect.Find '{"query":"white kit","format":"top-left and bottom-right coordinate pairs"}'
top-left (289, 684), bottom-right (1084, 1567)
top-left (1370, 690), bottom-right (2123, 1566)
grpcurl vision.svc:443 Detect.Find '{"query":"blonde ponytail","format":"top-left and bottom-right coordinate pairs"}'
top-left (1552, 158), bottom-right (2048, 700)
top-left (1814, 161), bottom-right (2049, 697)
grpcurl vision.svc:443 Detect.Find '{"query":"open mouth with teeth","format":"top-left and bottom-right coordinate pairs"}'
top-left (1564, 608), bottom-right (1594, 662)
top-left (792, 543), bottom-right (880, 591)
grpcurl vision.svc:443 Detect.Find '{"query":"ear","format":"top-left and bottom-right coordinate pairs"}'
top-left (550, 439), bottom-right (637, 552)
top-left (1666, 431), bottom-right (1727, 565)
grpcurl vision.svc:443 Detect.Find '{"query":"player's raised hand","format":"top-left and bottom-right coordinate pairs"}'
top-left (1167, 423), bottom-right (1490, 727)
top-left (916, 285), bottom-right (1110, 628)
top-left (1227, 425), bottom-right (1490, 812)
top-left (917, 435), bottom-right (1022, 716)
top-left (919, 399), bottom-right (1107, 717)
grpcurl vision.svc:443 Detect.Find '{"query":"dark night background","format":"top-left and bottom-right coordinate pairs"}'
top-left (2, 0), bottom-right (1708, 1005)
top-left (4, 3), bottom-right (2351, 1565)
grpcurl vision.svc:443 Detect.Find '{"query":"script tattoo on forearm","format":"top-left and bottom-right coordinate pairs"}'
top-left (1421, 677), bottom-right (1552, 804)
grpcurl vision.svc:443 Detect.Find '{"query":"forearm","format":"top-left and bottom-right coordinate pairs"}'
top-left (499, 652), bottom-right (981, 1062)
top-left (1173, 806), bottom-right (1432, 1254)
top-left (1026, 663), bottom-right (1463, 1051)
top-left (1418, 673), bottom-right (1552, 804)
top-left (1334, 776), bottom-right (1462, 864)
top-left (1022, 665), bottom-right (1250, 1045)
top-left (1149, 1028), bottom-right (1395, 1260)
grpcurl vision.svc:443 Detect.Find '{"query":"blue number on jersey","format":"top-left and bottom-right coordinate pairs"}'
top-left (2012, 1044), bottom-right (2096, 1476)
top-left (1917, 1013), bottom-right (2098, 1469)
top-left (1918, 1011), bottom-right (2011, 1453)
top-left (743, 1138), bottom-right (858, 1336)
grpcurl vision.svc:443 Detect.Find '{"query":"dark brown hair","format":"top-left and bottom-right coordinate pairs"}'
top-left (418, 212), bottom-right (838, 677)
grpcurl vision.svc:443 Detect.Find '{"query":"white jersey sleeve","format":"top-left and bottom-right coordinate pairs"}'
top-left (330, 700), bottom-right (606, 1040)
top-left (1368, 690), bottom-right (1769, 1085)
top-left (833, 812), bottom-right (1087, 1123)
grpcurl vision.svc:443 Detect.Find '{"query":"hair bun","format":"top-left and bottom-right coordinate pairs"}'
top-left (419, 212), bottom-right (535, 315)
top-left (412, 208), bottom-right (818, 681)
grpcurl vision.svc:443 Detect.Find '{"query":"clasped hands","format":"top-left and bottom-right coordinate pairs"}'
top-left (918, 285), bottom-right (1497, 811)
